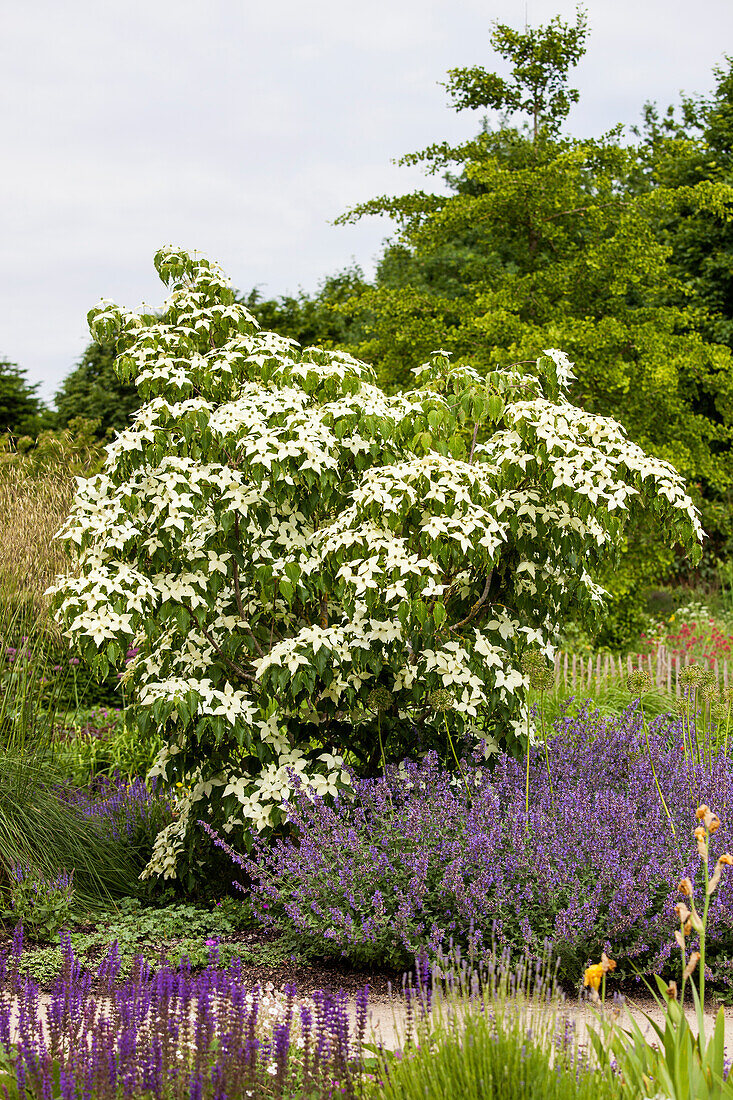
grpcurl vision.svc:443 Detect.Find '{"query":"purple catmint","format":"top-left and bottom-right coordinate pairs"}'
top-left (229, 703), bottom-right (733, 988)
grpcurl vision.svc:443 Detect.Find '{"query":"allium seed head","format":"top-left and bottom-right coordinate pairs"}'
top-left (521, 648), bottom-right (555, 691)
top-left (680, 663), bottom-right (705, 687)
top-left (427, 689), bottom-right (454, 713)
top-left (367, 687), bottom-right (394, 714)
top-left (626, 670), bottom-right (653, 697)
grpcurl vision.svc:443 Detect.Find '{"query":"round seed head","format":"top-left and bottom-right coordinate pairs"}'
top-left (367, 687), bottom-right (394, 713)
top-left (703, 681), bottom-right (720, 702)
top-left (626, 669), bottom-right (653, 697)
top-left (680, 663), bottom-right (705, 687)
top-left (428, 688), bottom-right (454, 712)
top-left (520, 647), bottom-right (544, 675)
top-left (521, 648), bottom-right (555, 691)
top-left (532, 666), bottom-right (556, 691)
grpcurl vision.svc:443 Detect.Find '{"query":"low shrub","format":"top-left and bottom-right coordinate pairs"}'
top-left (3, 865), bottom-right (74, 943)
top-left (239, 704), bottom-right (733, 987)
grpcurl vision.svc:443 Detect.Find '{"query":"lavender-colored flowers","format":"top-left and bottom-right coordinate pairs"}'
top-left (0, 932), bottom-right (368, 1099)
top-left (6, 866), bottom-right (74, 943)
top-left (241, 704), bottom-right (733, 987)
top-left (60, 773), bottom-right (172, 844)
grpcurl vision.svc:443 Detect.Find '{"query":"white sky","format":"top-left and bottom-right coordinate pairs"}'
top-left (2, 0), bottom-right (732, 402)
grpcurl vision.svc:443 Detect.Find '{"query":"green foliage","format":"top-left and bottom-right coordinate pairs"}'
top-left (443, 6), bottom-right (588, 137)
top-left (638, 57), bottom-right (733, 353)
top-left (0, 359), bottom-right (48, 437)
top-left (242, 266), bottom-right (369, 351)
top-left (3, 866), bottom-right (75, 944)
top-left (54, 341), bottom-right (141, 437)
top-left (335, 12), bottom-right (733, 597)
top-left (12, 898), bottom-right (312, 985)
top-left (52, 708), bottom-right (165, 785)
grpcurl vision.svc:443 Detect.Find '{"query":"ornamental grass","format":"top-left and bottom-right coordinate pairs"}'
top-left (372, 949), bottom-right (623, 1100)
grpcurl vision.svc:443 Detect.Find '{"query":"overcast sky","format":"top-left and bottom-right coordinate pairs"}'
top-left (2, 0), bottom-right (732, 403)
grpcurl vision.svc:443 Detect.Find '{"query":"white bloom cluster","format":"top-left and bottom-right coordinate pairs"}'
top-left (51, 247), bottom-right (703, 879)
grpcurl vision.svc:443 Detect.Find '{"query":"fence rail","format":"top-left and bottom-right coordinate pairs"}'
top-left (553, 650), bottom-right (731, 696)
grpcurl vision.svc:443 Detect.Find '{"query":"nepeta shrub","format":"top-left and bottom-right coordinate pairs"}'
top-left (50, 247), bottom-right (702, 880)
top-left (60, 774), bottom-right (173, 864)
top-left (244, 705), bottom-right (733, 986)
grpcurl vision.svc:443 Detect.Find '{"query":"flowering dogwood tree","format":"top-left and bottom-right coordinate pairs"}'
top-left (50, 249), bottom-right (703, 880)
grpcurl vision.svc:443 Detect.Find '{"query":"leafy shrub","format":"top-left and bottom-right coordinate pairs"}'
top-left (240, 704), bottom-right (733, 987)
top-left (50, 247), bottom-right (702, 881)
top-left (3, 865), bottom-right (74, 943)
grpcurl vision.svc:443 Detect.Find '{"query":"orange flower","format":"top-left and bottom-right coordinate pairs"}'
top-left (583, 955), bottom-right (615, 993)
top-left (696, 805), bottom-right (710, 821)
top-left (583, 963), bottom-right (605, 992)
top-left (720, 854), bottom-right (733, 866)
top-left (678, 877), bottom-right (694, 897)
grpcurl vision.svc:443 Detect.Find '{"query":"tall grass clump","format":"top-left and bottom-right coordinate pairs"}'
top-left (0, 434), bottom-right (90, 619)
top-left (0, 581), bottom-right (140, 909)
top-left (371, 950), bottom-right (623, 1100)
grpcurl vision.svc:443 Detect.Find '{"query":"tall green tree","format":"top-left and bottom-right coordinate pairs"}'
top-left (0, 360), bottom-right (47, 437)
top-left (335, 11), bottom-right (733, 629)
top-left (242, 265), bottom-right (369, 349)
top-left (54, 340), bottom-right (140, 437)
top-left (638, 57), bottom-right (733, 351)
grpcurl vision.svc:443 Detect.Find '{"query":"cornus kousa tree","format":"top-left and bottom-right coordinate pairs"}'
top-left (50, 248), bottom-right (703, 881)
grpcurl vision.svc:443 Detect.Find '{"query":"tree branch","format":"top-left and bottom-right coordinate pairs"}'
top-left (184, 606), bottom-right (257, 683)
top-left (544, 198), bottom-right (625, 222)
top-left (451, 571), bottom-right (493, 631)
top-left (468, 421), bottom-right (480, 464)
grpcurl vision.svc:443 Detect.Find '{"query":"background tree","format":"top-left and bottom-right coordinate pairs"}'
top-left (334, 12), bottom-right (733, 641)
top-left (638, 57), bottom-right (733, 352)
top-left (242, 265), bottom-right (369, 350)
top-left (54, 340), bottom-right (140, 438)
top-left (0, 359), bottom-right (48, 437)
top-left (634, 59), bottom-right (733, 571)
